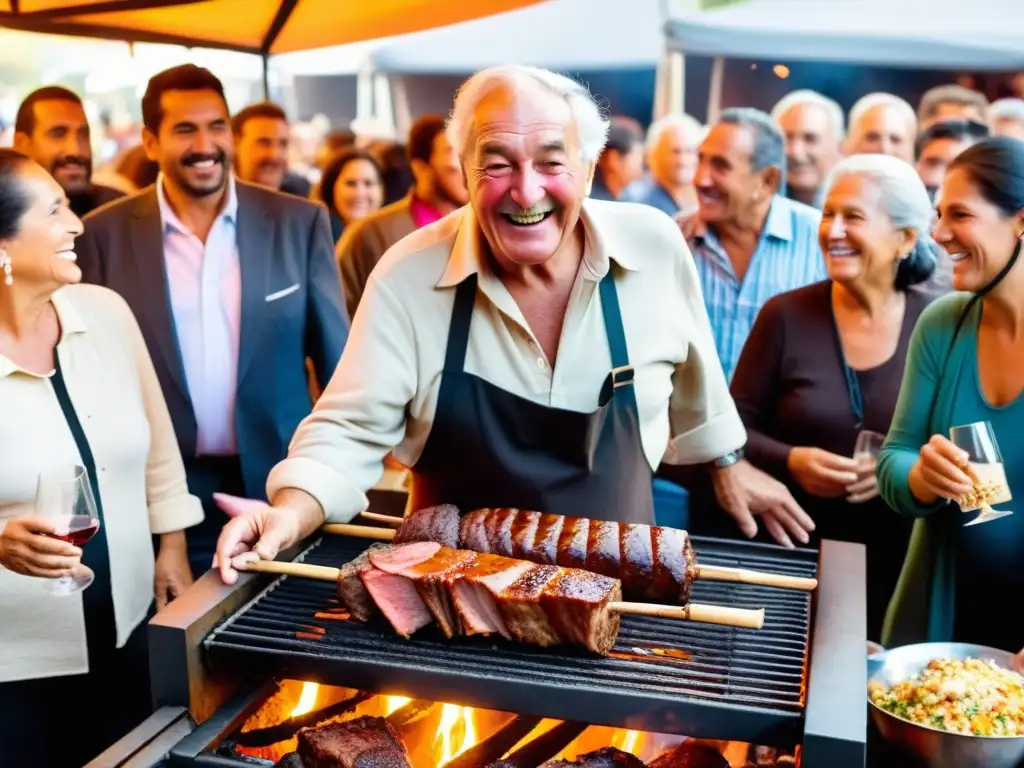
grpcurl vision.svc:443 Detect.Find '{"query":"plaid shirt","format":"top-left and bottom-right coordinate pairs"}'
top-left (689, 195), bottom-right (826, 381)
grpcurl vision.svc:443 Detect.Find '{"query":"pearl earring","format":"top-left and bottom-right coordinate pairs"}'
top-left (0, 251), bottom-right (11, 286)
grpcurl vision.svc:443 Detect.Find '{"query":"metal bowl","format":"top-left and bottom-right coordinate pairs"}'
top-left (868, 642), bottom-right (1024, 768)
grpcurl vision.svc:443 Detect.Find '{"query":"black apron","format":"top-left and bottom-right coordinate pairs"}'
top-left (408, 269), bottom-right (655, 524)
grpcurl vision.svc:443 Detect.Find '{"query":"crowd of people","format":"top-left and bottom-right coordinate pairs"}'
top-left (1, 62), bottom-right (1023, 766)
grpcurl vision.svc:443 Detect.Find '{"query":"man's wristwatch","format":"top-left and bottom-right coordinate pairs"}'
top-left (709, 448), bottom-right (745, 470)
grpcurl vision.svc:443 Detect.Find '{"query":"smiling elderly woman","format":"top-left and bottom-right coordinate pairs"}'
top-left (728, 154), bottom-right (939, 641)
top-left (211, 64), bottom-right (814, 583)
top-left (0, 149), bottom-right (203, 766)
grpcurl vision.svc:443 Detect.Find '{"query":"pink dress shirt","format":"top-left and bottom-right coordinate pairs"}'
top-left (156, 175), bottom-right (241, 455)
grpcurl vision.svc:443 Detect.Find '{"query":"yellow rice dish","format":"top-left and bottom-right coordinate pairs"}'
top-left (869, 657), bottom-right (1024, 736)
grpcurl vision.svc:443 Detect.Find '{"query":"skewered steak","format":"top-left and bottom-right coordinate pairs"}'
top-left (296, 716), bottom-right (411, 768)
top-left (366, 544), bottom-right (622, 654)
top-left (393, 507), bottom-right (696, 603)
top-left (392, 503), bottom-right (460, 548)
top-left (543, 747), bottom-right (647, 767)
top-left (337, 543), bottom-right (392, 622)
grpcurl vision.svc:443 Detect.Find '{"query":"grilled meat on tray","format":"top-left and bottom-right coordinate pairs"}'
top-left (392, 506), bottom-right (697, 604)
top-left (296, 716), bottom-right (411, 768)
top-left (336, 542), bottom-right (622, 655)
top-left (647, 741), bottom-right (729, 768)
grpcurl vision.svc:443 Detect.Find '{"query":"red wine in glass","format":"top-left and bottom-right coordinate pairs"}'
top-left (45, 515), bottom-right (100, 547)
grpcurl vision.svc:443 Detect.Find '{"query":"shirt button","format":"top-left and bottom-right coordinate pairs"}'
top-left (536, 357), bottom-right (547, 369)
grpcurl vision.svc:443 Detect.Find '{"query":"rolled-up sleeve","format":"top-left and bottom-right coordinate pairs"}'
top-left (267, 274), bottom-right (416, 522)
top-left (663, 237), bottom-right (746, 464)
top-left (116, 296), bottom-right (204, 534)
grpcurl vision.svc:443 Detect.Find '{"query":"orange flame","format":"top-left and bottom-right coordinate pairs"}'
top-left (290, 682), bottom-right (319, 717)
top-left (383, 696), bottom-right (412, 716)
top-left (434, 703), bottom-right (477, 763)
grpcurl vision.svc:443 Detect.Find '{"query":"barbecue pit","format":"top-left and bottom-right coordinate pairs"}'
top-left (86, 534), bottom-right (867, 768)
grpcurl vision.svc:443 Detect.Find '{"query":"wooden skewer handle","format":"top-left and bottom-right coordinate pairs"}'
top-left (322, 523), bottom-right (396, 540)
top-left (234, 558), bottom-right (341, 581)
top-left (359, 511), bottom-right (404, 526)
top-left (609, 601), bottom-right (764, 629)
top-left (696, 565), bottom-right (817, 591)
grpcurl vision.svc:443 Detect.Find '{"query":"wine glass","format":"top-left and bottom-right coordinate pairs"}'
top-left (35, 466), bottom-right (100, 595)
top-left (949, 421), bottom-right (1013, 527)
top-left (854, 430), bottom-right (886, 465)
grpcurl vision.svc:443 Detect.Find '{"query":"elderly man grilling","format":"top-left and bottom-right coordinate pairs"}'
top-left (214, 66), bottom-right (813, 582)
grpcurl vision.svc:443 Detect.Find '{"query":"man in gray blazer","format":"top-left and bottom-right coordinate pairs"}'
top-left (76, 64), bottom-right (348, 576)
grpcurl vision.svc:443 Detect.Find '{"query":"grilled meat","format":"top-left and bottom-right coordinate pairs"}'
top-left (648, 741), bottom-right (729, 768)
top-left (543, 747), bottom-right (647, 767)
top-left (337, 543), bottom-right (392, 622)
top-left (296, 716), bottom-right (411, 768)
top-left (392, 503), bottom-right (460, 548)
top-left (394, 507), bottom-right (698, 603)
top-left (358, 544), bottom-right (622, 654)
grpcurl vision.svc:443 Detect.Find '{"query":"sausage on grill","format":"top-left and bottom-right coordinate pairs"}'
top-left (391, 506), bottom-right (696, 604)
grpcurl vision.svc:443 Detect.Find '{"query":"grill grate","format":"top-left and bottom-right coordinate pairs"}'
top-left (205, 535), bottom-right (817, 746)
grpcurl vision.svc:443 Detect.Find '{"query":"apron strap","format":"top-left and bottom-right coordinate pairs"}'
top-left (443, 274), bottom-right (478, 372)
top-left (598, 268), bottom-right (638, 409)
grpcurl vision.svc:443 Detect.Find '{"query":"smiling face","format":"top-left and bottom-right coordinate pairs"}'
top-left (143, 88), bottom-right (233, 199)
top-left (465, 83), bottom-right (591, 269)
top-left (235, 116), bottom-right (289, 190)
top-left (14, 98), bottom-right (93, 194)
top-left (820, 173), bottom-right (913, 289)
top-left (934, 166), bottom-right (1024, 292)
top-left (1, 161), bottom-right (84, 289)
top-left (695, 122), bottom-right (776, 226)
top-left (333, 158), bottom-right (383, 224)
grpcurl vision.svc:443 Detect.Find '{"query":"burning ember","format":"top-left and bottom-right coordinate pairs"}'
top-left (229, 680), bottom-right (797, 766)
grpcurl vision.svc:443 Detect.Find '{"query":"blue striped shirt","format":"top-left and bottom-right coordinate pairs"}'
top-left (690, 195), bottom-right (826, 381)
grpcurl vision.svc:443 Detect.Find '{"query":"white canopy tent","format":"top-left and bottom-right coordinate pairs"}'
top-left (664, 0), bottom-right (1024, 70)
top-left (662, 0), bottom-right (1024, 122)
top-left (368, 0), bottom-right (667, 74)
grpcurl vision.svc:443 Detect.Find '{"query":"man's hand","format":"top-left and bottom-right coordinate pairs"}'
top-left (154, 531), bottom-right (193, 610)
top-left (0, 515), bottom-right (81, 578)
top-left (214, 490), bottom-right (326, 585)
top-left (712, 460), bottom-right (815, 548)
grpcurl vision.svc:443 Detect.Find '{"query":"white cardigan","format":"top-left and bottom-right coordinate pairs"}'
top-left (0, 284), bottom-right (203, 682)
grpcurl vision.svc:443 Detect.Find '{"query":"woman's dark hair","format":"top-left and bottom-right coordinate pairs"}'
top-left (0, 148), bottom-right (33, 241)
top-left (895, 239), bottom-right (940, 290)
top-left (318, 148), bottom-right (383, 222)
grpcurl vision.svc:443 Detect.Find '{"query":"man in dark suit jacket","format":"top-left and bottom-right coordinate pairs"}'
top-left (76, 64), bottom-right (348, 577)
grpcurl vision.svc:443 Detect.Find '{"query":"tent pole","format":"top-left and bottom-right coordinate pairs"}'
top-left (262, 54), bottom-right (271, 100)
top-left (707, 55), bottom-right (724, 123)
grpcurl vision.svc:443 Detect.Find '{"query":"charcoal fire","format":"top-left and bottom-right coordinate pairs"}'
top-left (228, 680), bottom-right (799, 768)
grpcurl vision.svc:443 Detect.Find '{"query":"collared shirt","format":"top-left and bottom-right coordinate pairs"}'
top-left (409, 196), bottom-right (444, 229)
top-left (0, 285), bottom-right (203, 682)
top-left (267, 199), bottom-right (746, 522)
top-left (621, 177), bottom-right (696, 219)
top-left (156, 174), bottom-right (241, 455)
top-left (690, 195), bottom-right (827, 381)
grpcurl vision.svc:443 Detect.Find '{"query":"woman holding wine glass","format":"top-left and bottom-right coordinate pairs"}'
top-left (729, 154), bottom-right (938, 641)
top-left (878, 137), bottom-right (1024, 654)
top-left (0, 149), bottom-right (203, 767)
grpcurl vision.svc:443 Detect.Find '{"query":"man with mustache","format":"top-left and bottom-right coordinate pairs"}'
top-left (13, 86), bottom-right (125, 218)
top-left (336, 114), bottom-right (469, 319)
top-left (232, 101), bottom-right (312, 198)
top-left (212, 65), bottom-right (814, 585)
top-left (75, 64), bottom-right (349, 576)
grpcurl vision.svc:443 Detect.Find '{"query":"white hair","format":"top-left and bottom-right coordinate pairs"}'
top-left (847, 92), bottom-right (917, 139)
top-left (770, 89), bottom-right (845, 140)
top-left (989, 98), bottom-right (1024, 124)
top-left (446, 65), bottom-right (610, 163)
top-left (645, 113), bottom-right (705, 155)
top-left (824, 154), bottom-right (934, 241)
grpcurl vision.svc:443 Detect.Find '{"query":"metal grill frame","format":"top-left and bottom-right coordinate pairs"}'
top-left (203, 535), bottom-right (818, 747)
